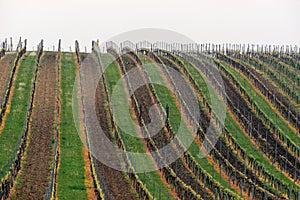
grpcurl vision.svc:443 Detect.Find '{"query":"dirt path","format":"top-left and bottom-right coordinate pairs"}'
top-left (0, 54), bottom-right (15, 104)
top-left (14, 52), bottom-right (57, 199)
top-left (76, 55), bottom-right (97, 200)
top-left (80, 54), bottom-right (138, 200)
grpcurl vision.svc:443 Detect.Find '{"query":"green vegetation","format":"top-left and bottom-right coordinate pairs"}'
top-left (57, 53), bottom-right (87, 199)
top-left (0, 54), bottom-right (35, 174)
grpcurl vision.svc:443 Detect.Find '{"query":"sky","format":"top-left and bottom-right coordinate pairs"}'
top-left (0, 0), bottom-right (299, 51)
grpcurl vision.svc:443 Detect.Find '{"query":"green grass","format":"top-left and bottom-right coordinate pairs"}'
top-left (57, 53), bottom-right (87, 199)
top-left (182, 60), bottom-right (225, 116)
top-left (224, 112), bottom-right (295, 187)
top-left (185, 56), bottom-right (296, 188)
top-left (258, 55), bottom-right (300, 97)
top-left (219, 60), bottom-right (297, 149)
top-left (141, 55), bottom-right (236, 193)
top-left (0, 54), bottom-right (35, 178)
top-left (101, 53), bottom-right (175, 199)
top-left (241, 56), bottom-right (300, 110)
top-left (102, 54), bottom-right (146, 153)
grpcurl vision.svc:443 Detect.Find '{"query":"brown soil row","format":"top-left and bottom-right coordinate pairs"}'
top-left (80, 54), bottom-right (138, 200)
top-left (0, 54), bottom-right (15, 103)
top-left (75, 54), bottom-right (97, 200)
top-left (14, 52), bottom-right (57, 200)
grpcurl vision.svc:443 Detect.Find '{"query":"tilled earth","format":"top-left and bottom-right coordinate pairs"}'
top-left (80, 54), bottom-right (138, 200)
top-left (15, 52), bottom-right (57, 200)
top-left (0, 54), bottom-right (16, 104)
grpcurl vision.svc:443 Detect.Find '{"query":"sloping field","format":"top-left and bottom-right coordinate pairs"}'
top-left (0, 41), bottom-right (299, 200)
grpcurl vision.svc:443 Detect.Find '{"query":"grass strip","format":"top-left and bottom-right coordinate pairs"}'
top-left (0, 54), bottom-right (35, 173)
top-left (57, 53), bottom-right (87, 199)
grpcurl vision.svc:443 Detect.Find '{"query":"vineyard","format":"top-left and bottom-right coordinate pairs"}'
top-left (0, 39), bottom-right (299, 200)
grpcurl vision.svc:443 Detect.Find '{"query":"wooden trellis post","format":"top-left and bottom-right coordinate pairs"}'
top-left (10, 37), bottom-right (13, 51)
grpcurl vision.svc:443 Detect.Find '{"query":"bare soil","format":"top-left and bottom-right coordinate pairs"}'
top-left (0, 54), bottom-right (15, 103)
top-left (80, 54), bottom-right (138, 200)
top-left (14, 52), bottom-right (57, 200)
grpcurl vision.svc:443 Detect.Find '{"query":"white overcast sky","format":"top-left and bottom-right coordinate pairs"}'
top-left (0, 0), bottom-right (299, 51)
